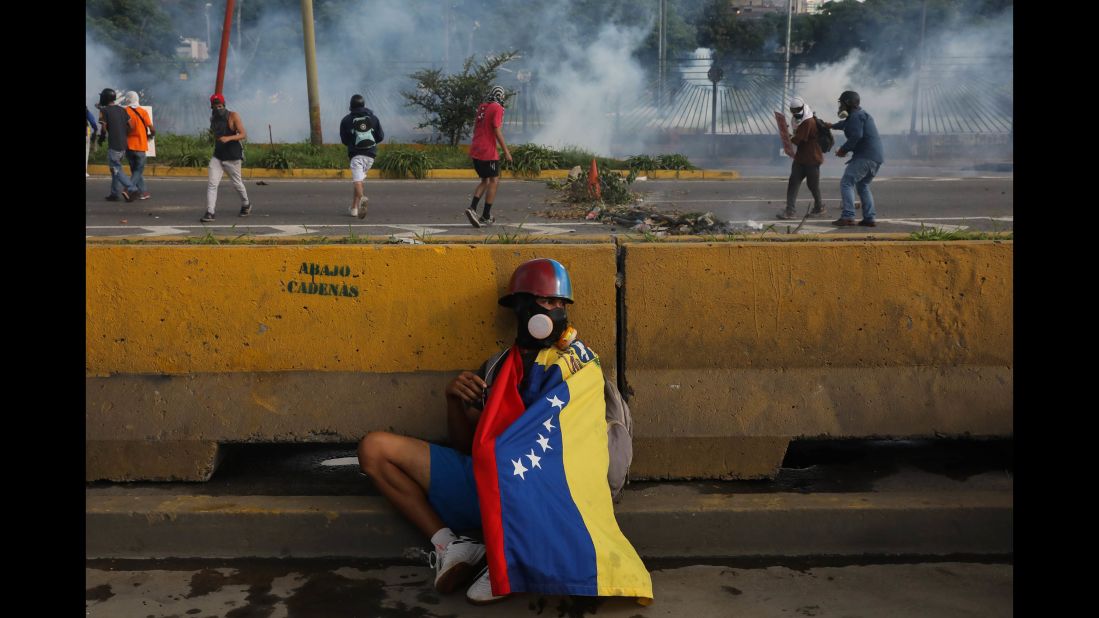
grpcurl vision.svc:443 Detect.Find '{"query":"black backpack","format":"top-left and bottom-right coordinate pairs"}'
top-left (815, 117), bottom-right (834, 153)
top-left (351, 113), bottom-right (377, 148)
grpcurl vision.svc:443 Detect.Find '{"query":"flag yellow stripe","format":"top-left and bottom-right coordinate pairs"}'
top-left (558, 359), bottom-right (653, 599)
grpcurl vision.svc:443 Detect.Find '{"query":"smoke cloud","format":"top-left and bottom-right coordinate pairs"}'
top-left (791, 7), bottom-right (1013, 134)
top-left (85, 1), bottom-right (1012, 155)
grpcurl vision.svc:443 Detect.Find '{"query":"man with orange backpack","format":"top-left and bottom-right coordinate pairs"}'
top-left (122, 91), bottom-right (155, 201)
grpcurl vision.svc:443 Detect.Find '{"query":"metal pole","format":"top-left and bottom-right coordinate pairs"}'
top-left (711, 79), bottom-right (717, 154)
top-left (214, 0), bottom-right (236, 96)
top-left (782, 0), bottom-right (792, 111)
top-left (300, 0), bottom-right (323, 145)
top-left (658, 0), bottom-right (666, 110)
top-left (444, 3), bottom-right (450, 72)
top-left (204, 3), bottom-right (212, 54)
top-left (909, 0), bottom-right (928, 137)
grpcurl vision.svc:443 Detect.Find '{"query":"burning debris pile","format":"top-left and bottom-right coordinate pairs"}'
top-left (539, 200), bottom-right (742, 236)
top-left (540, 164), bottom-right (742, 236)
top-left (594, 205), bottom-right (731, 235)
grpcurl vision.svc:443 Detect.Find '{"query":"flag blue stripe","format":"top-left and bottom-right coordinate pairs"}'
top-left (496, 366), bottom-right (598, 593)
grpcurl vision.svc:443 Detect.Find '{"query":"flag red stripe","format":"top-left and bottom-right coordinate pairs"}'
top-left (472, 346), bottom-right (526, 596)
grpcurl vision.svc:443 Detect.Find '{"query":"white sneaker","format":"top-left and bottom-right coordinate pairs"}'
top-left (466, 565), bottom-right (507, 605)
top-left (464, 208), bottom-right (481, 228)
top-left (358, 196), bottom-right (368, 219)
top-left (429, 536), bottom-right (485, 594)
top-left (349, 206), bottom-right (359, 218)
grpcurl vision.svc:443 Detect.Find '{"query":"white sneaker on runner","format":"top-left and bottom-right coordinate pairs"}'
top-left (464, 208), bottom-right (481, 228)
top-left (466, 565), bottom-right (508, 605)
top-left (349, 206), bottom-right (359, 218)
top-left (429, 536), bottom-right (485, 594)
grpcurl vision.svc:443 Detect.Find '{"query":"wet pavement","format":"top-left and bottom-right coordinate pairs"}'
top-left (86, 558), bottom-right (1012, 617)
top-left (87, 440), bottom-right (1013, 615)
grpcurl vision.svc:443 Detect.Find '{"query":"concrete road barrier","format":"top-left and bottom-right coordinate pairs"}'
top-left (86, 244), bottom-right (617, 480)
top-left (86, 240), bottom-right (1012, 482)
top-left (621, 241), bottom-right (1013, 479)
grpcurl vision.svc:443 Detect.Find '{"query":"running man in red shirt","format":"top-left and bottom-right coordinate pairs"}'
top-left (465, 86), bottom-right (512, 228)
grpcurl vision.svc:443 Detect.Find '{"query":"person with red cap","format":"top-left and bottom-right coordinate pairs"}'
top-left (201, 93), bottom-right (251, 222)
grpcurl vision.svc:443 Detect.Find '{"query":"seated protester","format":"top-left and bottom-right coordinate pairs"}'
top-left (357, 258), bottom-right (652, 606)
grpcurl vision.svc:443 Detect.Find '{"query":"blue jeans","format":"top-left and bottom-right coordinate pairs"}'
top-left (840, 158), bottom-right (881, 221)
top-left (126, 150), bottom-right (147, 193)
top-left (107, 149), bottom-right (136, 197)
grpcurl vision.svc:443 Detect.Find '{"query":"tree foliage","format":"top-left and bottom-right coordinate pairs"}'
top-left (402, 51), bottom-right (518, 146)
top-left (86, 0), bottom-right (179, 81)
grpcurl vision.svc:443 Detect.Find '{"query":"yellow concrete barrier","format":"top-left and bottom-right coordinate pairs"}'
top-left (86, 240), bottom-right (1013, 481)
top-left (622, 240), bottom-right (1013, 479)
top-left (86, 244), bottom-right (617, 480)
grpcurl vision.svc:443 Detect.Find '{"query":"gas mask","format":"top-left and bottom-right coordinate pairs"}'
top-left (837, 103), bottom-right (849, 119)
top-left (212, 107), bottom-right (229, 120)
top-left (790, 106), bottom-right (805, 120)
top-left (513, 295), bottom-right (571, 349)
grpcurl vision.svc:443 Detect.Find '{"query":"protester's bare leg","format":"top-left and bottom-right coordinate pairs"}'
top-left (358, 431), bottom-right (445, 538)
top-left (484, 177), bottom-right (500, 204)
top-left (473, 178), bottom-right (489, 200)
top-left (352, 180), bottom-right (364, 211)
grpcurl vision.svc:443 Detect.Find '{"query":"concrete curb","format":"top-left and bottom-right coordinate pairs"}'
top-left (86, 483), bottom-right (1012, 560)
top-left (86, 164), bottom-right (740, 180)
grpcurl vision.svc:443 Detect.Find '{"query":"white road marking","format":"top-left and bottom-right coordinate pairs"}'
top-left (886, 220), bottom-right (968, 231)
top-left (385, 225), bottom-right (448, 239)
top-left (320, 457), bottom-right (359, 467)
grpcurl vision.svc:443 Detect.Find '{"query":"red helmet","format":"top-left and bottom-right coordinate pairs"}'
top-left (210, 93), bottom-right (226, 105)
top-left (498, 258), bottom-right (574, 307)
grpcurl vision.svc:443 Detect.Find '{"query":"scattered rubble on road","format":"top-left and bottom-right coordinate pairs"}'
top-left (538, 201), bottom-right (766, 236)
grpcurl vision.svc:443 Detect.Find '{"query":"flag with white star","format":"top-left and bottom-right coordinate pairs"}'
top-left (472, 342), bottom-right (653, 601)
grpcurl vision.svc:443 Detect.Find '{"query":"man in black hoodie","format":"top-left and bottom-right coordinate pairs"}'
top-left (339, 94), bottom-right (385, 219)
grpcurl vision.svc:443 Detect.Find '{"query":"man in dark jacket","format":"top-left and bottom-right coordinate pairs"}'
top-left (339, 94), bottom-right (384, 219)
top-left (824, 90), bottom-right (884, 227)
top-left (96, 88), bottom-right (138, 202)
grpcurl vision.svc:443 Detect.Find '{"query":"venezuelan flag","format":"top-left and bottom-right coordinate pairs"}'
top-left (472, 342), bottom-right (653, 600)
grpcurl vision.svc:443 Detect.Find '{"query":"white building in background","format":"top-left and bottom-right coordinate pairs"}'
top-left (729, 1), bottom-right (811, 17)
top-left (176, 37), bottom-right (209, 62)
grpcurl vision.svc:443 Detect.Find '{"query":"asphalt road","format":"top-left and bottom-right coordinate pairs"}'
top-left (85, 174), bottom-right (1013, 238)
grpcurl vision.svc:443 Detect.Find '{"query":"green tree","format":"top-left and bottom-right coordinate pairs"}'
top-left (86, 0), bottom-right (179, 81)
top-left (695, 0), bottom-right (771, 58)
top-left (402, 51), bottom-right (518, 146)
top-left (637, 0), bottom-right (699, 64)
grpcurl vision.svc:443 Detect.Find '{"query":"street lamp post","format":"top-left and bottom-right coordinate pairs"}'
top-left (517, 70), bottom-right (531, 137)
top-left (783, 0), bottom-right (793, 111)
top-left (205, 3), bottom-right (212, 56)
top-left (708, 65), bottom-right (724, 156)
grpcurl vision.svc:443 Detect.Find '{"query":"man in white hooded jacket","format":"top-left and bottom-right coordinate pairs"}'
top-left (121, 91), bottom-right (155, 200)
top-left (777, 96), bottom-right (827, 220)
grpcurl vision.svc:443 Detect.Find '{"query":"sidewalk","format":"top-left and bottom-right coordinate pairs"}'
top-left (87, 440), bottom-right (1012, 560)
